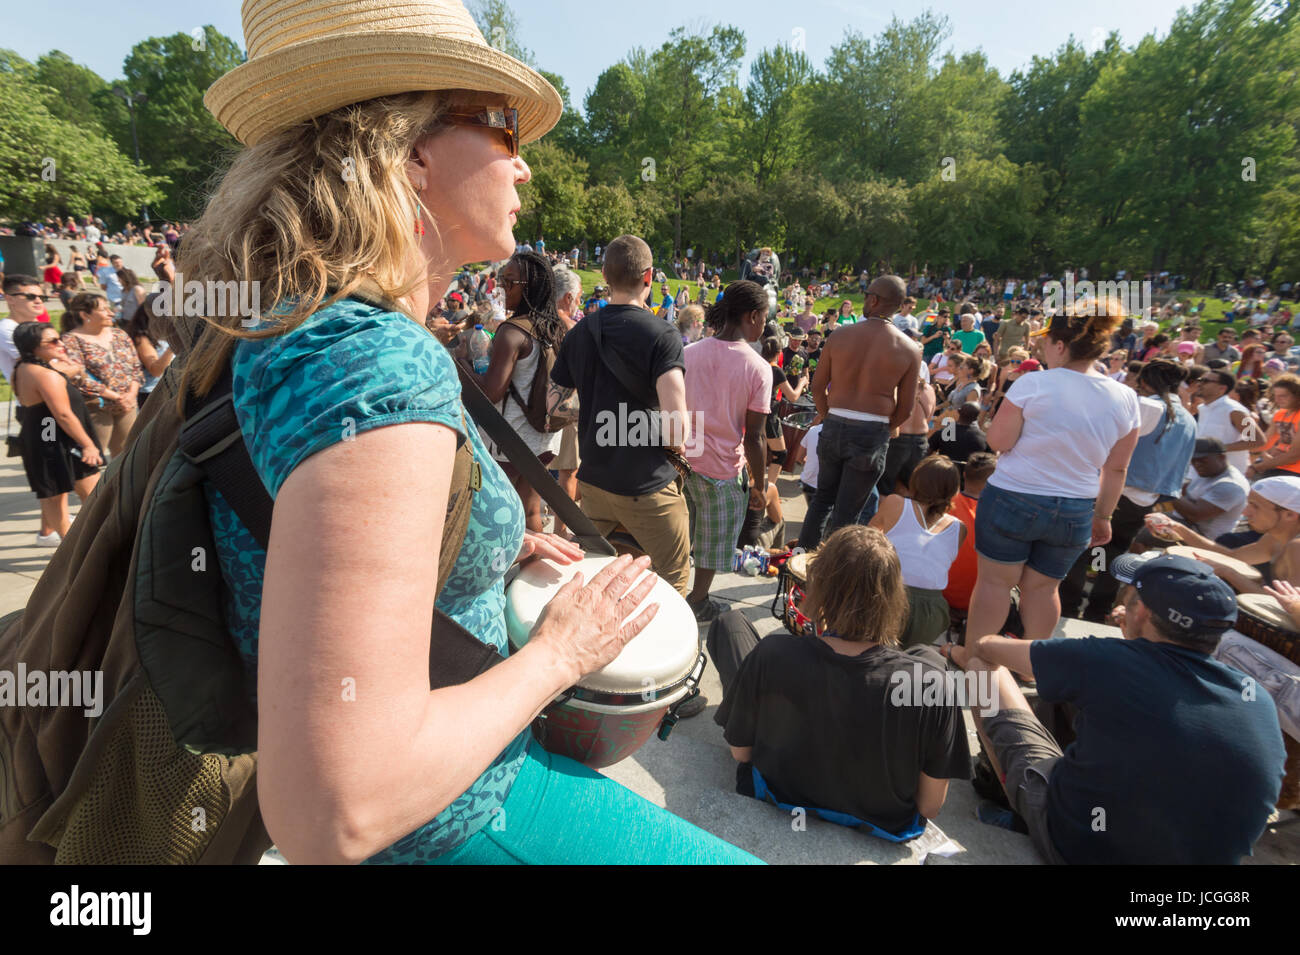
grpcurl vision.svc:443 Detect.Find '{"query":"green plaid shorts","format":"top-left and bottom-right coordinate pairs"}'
top-left (683, 470), bottom-right (748, 571)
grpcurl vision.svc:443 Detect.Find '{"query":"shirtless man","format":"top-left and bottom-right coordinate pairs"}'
top-left (800, 275), bottom-right (921, 550)
top-left (876, 371), bottom-right (936, 497)
top-left (1163, 475), bottom-right (1300, 593)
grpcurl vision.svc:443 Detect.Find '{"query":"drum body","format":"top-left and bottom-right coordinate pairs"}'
top-left (772, 551), bottom-right (817, 636)
top-left (781, 408), bottom-right (818, 474)
top-left (1166, 545), bottom-right (1263, 589)
top-left (1233, 593), bottom-right (1300, 665)
top-left (505, 557), bottom-right (703, 768)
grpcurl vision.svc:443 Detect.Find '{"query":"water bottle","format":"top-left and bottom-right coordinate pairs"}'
top-left (468, 324), bottom-right (491, 374)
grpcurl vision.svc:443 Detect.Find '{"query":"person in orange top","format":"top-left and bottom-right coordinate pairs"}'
top-left (1248, 374), bottom-right (1300, 479)
top-left (943, 452), bottom-right (997, 613)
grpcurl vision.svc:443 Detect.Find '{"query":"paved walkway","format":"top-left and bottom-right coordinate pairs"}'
top-left (0, 446), bottom-right (1294, 864)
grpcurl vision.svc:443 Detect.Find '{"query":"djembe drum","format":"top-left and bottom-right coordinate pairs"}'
top-left (505, 556), bottom-right (704, 768)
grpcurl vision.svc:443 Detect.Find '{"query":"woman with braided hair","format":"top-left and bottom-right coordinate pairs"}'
top-left (1060, 358), bottom-right (1196, 623)
top-left (464, 247), bottom-right (564, 531)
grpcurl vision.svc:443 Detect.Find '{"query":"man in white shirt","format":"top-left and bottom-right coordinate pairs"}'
top-left (1170, 439), bottom-right (1251, 543)
top-left (891, 297), bottom-right (919, 335)
top-left (0, 274), bottom-right (47, 389)
top-left (1196, 370), bottom-right (1254, 474)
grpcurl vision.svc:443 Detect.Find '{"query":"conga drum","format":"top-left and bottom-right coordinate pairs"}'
top-left (1230, 593), bottom-right (1300, 810)
top-left (505, 556), bottom-right (705, 768)
top-left (1167, 545), bottom-right (1263, 591)
top-left (781, 409), bottom-right (819, 474)
top-left (771, 551), bottom-right (818, 637)
top-left (1233, 593), bottom-right (1300, 665)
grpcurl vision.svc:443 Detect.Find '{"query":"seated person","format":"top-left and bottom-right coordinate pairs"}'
top-left (737, 478), bottom-right (785, 551)
top-left (943, 452), bottom-right (997, 617)
top-left (927, 402), bottom-right (989, 463)
top-left (1163, 437), bottom-right (1250, 542)
top-left (711, 526), bottom-right (971, 835)
top-left (1164, 474), bottom-right (1300, 592)
top-left (870, 454), bottom-right (966, 648)
top-left (946, 552), bottom-right (1285, 864)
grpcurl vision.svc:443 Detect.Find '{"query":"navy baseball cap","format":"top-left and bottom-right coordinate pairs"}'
top-left (1109, 552), bottom-right (1237, 632)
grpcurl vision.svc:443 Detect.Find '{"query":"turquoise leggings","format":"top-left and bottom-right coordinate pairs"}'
top-left (431, 739), bottom-right (763, 864)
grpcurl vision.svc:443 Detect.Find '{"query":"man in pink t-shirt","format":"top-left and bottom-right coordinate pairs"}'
top-left (682, 281), bottom-right (772, 620)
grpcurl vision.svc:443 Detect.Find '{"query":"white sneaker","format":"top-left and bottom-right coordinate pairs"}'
top-left (36, 532), bottom-right (62, 547)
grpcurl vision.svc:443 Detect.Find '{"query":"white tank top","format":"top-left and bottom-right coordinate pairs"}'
top-left (886, 500), bottom-right (962, 591)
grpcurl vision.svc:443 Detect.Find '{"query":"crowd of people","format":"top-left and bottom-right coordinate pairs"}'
top-left (415, 230), bottom-right (1298, 863)
top-left (1, 0), bottom-right (1296, 867)
top-left (0, 261), bottom-right (173, 544)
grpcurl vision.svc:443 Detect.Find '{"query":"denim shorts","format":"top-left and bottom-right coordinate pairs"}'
top-left (975, 483), bottom-right (1094, 580)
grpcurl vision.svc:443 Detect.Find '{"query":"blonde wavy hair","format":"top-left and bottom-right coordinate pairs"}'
top-left (177, 91), bottom-right (454, 404)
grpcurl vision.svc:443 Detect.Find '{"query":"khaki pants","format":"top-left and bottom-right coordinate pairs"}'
top-left (88, 406), bottom-right (137, 459)
top-left (577, 478), bottom-right (691, 597)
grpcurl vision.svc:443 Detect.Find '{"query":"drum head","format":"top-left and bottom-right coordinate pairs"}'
top-left (781, 410), bottom-right (818, 430)
top-left (788, 551), bottom-right (815, 584)
top-left (1237, 593), bottom-right (1300, 633)
top-left (1167, 545), bottom-right (1263, 583)
top-left (505, 557), bottom-right (699, 695)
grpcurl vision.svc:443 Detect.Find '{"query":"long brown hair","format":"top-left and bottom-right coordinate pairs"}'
top-left (177, 90), bottom-right (453, 407)
top-left (804, 526), bottom-right (907, 646)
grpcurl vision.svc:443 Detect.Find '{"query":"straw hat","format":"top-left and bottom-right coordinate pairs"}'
top-left (205, 0), bottom-right (563, 147)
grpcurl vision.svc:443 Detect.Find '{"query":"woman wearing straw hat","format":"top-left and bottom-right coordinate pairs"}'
top-left (189, 0), bottom-right (758, 864)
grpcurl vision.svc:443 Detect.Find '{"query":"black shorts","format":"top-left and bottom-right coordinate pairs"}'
top-left (980, 706), bottom-right (1069, 864)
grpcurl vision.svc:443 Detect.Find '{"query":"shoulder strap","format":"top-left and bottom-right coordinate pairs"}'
top-left (178, 364), bottom-right (507, 688)
top-left (457, 359), bottom-right (614, 557)
top-left (586, 310), bottom-right (660, 410)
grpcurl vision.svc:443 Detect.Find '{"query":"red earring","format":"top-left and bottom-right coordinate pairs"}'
top-left (415, 198), bottom-right (426, 237)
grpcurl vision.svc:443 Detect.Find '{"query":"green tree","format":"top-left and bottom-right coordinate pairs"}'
top-left (738, 45), bottom-right (813, 189)
top-left (0, 71), bottom-right (165, 221)
top-left (1070, 0), bottom-right (1300, 281)
top-left (639, 25), bottom-right (746, 254)
top-left (517, 140), bottom-right (588, 245)
top-left (470, 0), bottom-right (533, 65)
top-left (115, 27), bottom-right (245, 222)
top-left (33, 51), bottom-right (114, 135)
top-left (804, 12), bottom-right (951, 185)
top-left (909, 156), bottom-right (1043, 273)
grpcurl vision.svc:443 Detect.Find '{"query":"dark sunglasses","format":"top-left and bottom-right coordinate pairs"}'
top-left (441, 107), bottom-right (519, 158)
top-left (39, 335), bottom-right (62, 346)
top-left (12, 292), bottom-right (44, 303)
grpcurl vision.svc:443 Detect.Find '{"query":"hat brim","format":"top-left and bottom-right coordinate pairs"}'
top-left (206, 33), bottom-right (563, 147)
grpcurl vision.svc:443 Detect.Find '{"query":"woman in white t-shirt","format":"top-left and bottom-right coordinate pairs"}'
top-left (964, 302), bottom-right (1141, 648)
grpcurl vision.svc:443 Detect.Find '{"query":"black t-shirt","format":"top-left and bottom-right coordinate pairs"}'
top-left (1031, 636), bottom-right (1285, 864)
top-left (715, 634), bottom-right (971, 833)
top-left (551, 304), bottom-right (684, 496)
top-left (927, 422), bottom-right (989, 462)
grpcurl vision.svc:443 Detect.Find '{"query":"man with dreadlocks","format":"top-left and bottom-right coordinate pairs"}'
top-left (464, 249), bottom-right (564, 531)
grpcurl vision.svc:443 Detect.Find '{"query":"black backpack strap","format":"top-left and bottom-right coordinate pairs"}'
top-left (178, 364), bottom-right (507, 689)
top-left (457, 360), bottom-right (615, 557)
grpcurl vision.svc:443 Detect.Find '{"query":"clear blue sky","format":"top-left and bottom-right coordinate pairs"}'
top-left (6, 0), bottom-right (1194, 113)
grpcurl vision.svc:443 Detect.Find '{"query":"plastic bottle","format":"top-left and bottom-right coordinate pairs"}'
top-left (468, 324), bottom-right (491, 374)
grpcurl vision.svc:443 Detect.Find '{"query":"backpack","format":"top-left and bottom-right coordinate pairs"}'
top-left (502, 317), bottom-right (578, 434)
top-left (0, 350), bottom-right (494, 864)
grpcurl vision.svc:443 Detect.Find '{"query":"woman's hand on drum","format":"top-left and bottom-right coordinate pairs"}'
top-left (531, 554), bottom-right (660, 685)
top-left (516, 531), bottom-right (583, 566)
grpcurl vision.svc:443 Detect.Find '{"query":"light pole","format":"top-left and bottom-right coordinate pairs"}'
top-left (113, 85), bottom-right (149, 226)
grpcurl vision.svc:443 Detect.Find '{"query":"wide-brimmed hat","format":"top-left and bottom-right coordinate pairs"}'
top-left (206, 0), bottom-right (563, 147)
